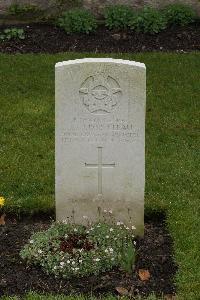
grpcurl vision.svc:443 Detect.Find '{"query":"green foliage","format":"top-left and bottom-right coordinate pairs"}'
top-left (1, 291), bottom-right (163, 300)
top-left (104, 5), bottom-right (135, 29)
top-left (57, 8), bottom-right (97, 34)
top-left (8, 3), bottom-right (42, 16)
top-left (119, 242), bottom-right (135, 274)
top-left (163, 4), bottom-right (196, 26)
top-left (129, 6), bottom-right (167, 34)
top-left (3, 197), bottom-right (23, 219)
top-left (20, 222), bottom-right (136, 278)
top-left (0, 28), bottom-right (25, 41)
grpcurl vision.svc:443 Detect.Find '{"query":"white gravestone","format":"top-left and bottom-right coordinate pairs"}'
top-left (55, 58), bottom-right (146, 235)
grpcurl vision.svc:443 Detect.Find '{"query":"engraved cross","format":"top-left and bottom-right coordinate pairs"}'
top-left (85, 147), bottom-right (115, 196)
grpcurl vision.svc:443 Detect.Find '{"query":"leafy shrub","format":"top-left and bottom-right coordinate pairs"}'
top-left (57, 8), bottom-right (97, 34)
top-left (129, 6), bottom-right (167, 34)
top-left (0, 28), bottom-right (25, 41)
top-left (104, 5), bottom-right (135, 29)
top-left (20, 222), bottom-right (136, 278)
top-left (163, 4), bottom-right (196, 26)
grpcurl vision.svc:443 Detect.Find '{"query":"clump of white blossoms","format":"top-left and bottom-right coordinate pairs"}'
top-left (20, 221), bottom-right (136, 279)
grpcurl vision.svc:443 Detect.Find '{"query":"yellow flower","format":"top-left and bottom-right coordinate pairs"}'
top-left (0, 197), bottom-right (5, 207)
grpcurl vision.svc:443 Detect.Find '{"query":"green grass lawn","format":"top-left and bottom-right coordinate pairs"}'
top-left (0, 52), bottom-right (199, 299)
top-left (1, 292), bottom-right (160, 300)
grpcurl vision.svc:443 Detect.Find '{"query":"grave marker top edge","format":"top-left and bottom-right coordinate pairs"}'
top-left (55, 58), bottom-right (146, 70)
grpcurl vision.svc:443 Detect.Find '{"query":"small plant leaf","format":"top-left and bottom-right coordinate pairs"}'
top-left (138, 269), bottom-right (150, 281)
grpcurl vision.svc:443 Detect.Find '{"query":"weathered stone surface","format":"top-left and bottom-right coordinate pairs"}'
top-left (55, 58), bottom-right (146, 235)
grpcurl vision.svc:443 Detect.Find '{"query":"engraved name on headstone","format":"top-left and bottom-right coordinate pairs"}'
top-left (56, 58), bottom-right (146, 235)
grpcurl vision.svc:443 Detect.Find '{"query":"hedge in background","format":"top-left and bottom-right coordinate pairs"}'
top-left (163, 4), bottom-right (197, 26)
top-left (104, 5), bottom-right (134, 30)
top-left (57, 4), bottom-right (197, 34)
top-left (57, 8), bottom-right (97, 34)
top-left (104, 4), bottom-right (197, 33)
top-left (129, 7), bottom-right (167, 34)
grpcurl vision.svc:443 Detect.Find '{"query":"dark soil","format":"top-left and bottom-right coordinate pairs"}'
top-left (0, 214), bottom-right (177, 298)
top-left (0, 23), bottom-right (199, 54)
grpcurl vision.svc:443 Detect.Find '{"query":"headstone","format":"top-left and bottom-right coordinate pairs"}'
top-left (55, 58), bottom-right (146, 235)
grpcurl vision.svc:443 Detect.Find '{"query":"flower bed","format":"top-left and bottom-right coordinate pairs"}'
top-left (20, 222), bottom-right (135, 278)
top-left (0, 214), bottom-right (177, 297)
top-left (0, 22), bottom-right (199, 54)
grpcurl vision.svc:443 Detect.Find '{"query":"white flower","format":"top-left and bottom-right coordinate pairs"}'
top-left (60, 262), bottom-right (65, 266)
top-left (62, 220), bottom-right (68, 224)
top-left (75, 267), bottom-right (79, 271)
top-left (74, 228), bottom-right (78, 232)
top-left (83, 216), bottom-right (88, 219)
top-left (106, 235), bottom-right (109, 238)
top-left (93, 258), bottom-right (100, 262)
top-left (132, 225), bottom-right (136, 230)
top-left (86, 230), bottom-right (90, 234)
top-left (90, 227), bottom-right (94, 231)
top-left (111, 258), bottom-right (114, 261)
top-left (53, 266), bottom-right (57, 270)
top-left (109, 228), bottom-right (114, 232)
top-left (103, 209), bottom-right (107, 213)
top-left (109, 248), bottom-right (113, 253)
top-left (67, 260), bottom-right (70, 264)
top-left (79, 259), bottom-right (83, 263)
top-left (109, 210), bottom-right (113, 214)
top-left (64, 234), bottom-right (68, 238)
top-left (72, 261), bottom-right (75, 265)
top-left (29, 240), bottom-right (34, 244)
top-left (105, 249), bottom-right (109, 253)
top-left (38, 249), bottom-right (43, 254)
top-left (79, 248), bottom-right (83, 252)
top-left (133, 241), bottom-right (136, 245)
top-left (116, 221), bottom-right (121, 226)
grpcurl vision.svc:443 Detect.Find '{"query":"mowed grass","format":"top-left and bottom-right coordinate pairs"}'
top-left (1, 292), bottom-right (160, 300)
top-left (0, 53), bottom-right (199, 299)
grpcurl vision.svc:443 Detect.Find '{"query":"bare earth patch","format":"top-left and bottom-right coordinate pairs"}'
top-left (0, 23), bottom-right (199, 54)
top-left (0, 213), bottom-right (177, 298)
